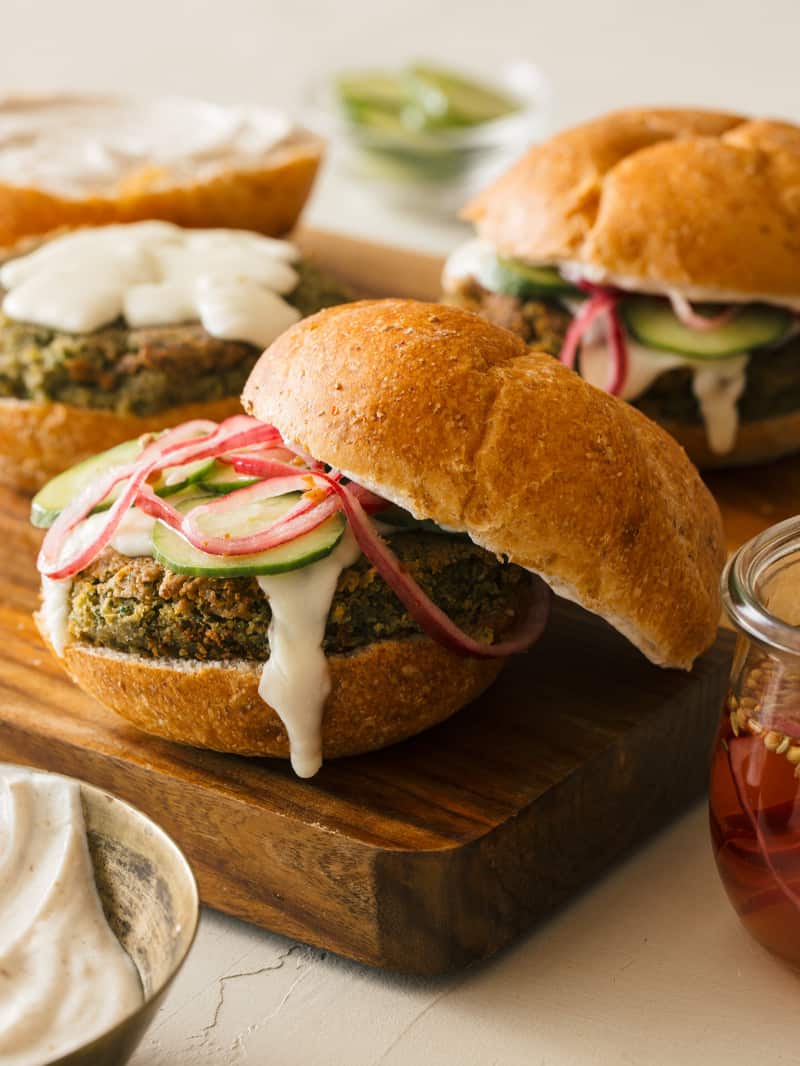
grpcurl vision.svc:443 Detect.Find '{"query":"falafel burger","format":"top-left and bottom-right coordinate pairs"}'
top-left (0, 221), bottom-right (350, 492)
top-left (444, 107), bottom-right (800, 468)
top-left (32, 300), bottom-right (726, 778)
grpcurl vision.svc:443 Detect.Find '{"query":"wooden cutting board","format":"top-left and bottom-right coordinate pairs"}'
top-left (0, 230), bottom-right (795, 975)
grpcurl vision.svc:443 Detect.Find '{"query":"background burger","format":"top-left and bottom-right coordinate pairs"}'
top-left (32, 300), bottom-right (725, 778)
top-left (443, 107), bottom-right (800, 468)
top-left (0, 93), bottom-right (347, 493)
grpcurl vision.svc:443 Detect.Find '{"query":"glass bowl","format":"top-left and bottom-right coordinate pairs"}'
top-left (304, 60), bottom-right (553, 217)
top-left (1, 764), bottom-right (199, 1065)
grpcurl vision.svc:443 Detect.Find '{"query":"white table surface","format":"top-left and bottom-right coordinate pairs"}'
top-left (4, 0), bottom-right (800, 1061)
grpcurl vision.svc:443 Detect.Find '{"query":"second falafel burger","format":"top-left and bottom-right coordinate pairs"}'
top-left (444, 107), bottom-right (800, 468)
top-left (0, 221), bottom-right (350, 492)
top-left (32, 300), bottom-right (725, 777)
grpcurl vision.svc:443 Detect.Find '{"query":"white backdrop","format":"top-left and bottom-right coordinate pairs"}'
top-left (3, 0), bottom-right (799, 246)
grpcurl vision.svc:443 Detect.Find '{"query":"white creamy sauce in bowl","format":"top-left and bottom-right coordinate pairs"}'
top-left (0, 222), bottom-right (302, 349)
top-left (0, 766), bottom-right (143, 1065)
top-left (0, 95), bottom-right (295, 197)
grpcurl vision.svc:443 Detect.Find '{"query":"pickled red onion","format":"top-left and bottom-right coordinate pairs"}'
top-left (669, 291), bottom-right (736, 332)
top-left (39, 416), bottom-right (287, 578)
top-left (36, 414), bottom-right (549, 661)
top-left (559, 290), bottom-right (628, 396)
top-left (309, 472), bottom-right (551, 659)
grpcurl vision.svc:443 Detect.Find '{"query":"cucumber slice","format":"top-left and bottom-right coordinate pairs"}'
top-left (480, 257), bottom-right (580, 300)
top-left (153, 457), bottom-right (216, 496)
top-left (336, 72), bottom-right (409, 116)
top-left (152, 494), bottom-right (346, 577)
top-left (621, 298), bottom-right (793, 358)
top-left (31, 439), bottom-right (141, 528)
top-left (197, 461), bottom-right (260, 494)
top-left (405, 64), bottom-right (519, 127)
top-left (31, 434), bottom-right (215, 529)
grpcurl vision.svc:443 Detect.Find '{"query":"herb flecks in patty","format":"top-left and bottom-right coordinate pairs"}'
top-left (449, 278), bottom-right (571, 356)
top-left (0, 261), bottom-right (351, 416)
top-left (67, 532), bottom-right (527, 661)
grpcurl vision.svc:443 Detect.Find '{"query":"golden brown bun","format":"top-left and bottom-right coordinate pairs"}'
top-left (244, 299), bottom-right (726, 670)
top-left (653, 410), bottom-right (800, 469)
top-left (463, 108), bottom-right (800, 300)
top-left (47, 632), bottom-right (503, 759)
top-left (0, 108), bottom-right (322, 249)
top-left (0, 395), bottom-right (244, 493)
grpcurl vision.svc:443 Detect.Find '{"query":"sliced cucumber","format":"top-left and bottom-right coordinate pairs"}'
top-left (31, 434), bottom-right (216, 529)
top-left (152, 493), bottom-right (346, 577)
top-left (405, 64), bottom-right (519, 127)
top-left (31, 439), bottom-right (141, 528)
top-left (197, 460), bottom-right (260, 495)
top-left (621, 298), bottom-right (793, 358)
top-left (153, 456), bottom-right (216, 496)
top-left (336, 72), bottom-right (409, 117)
top-left (481, 257), bottom-right (581, 300)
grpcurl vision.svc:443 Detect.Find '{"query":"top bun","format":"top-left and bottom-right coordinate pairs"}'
top-left (463, 107), bottom-right (800, 302)
top-left (243, 299), bottom-right (726, 670)
top-left (0, 94), bottom-right (323, 248)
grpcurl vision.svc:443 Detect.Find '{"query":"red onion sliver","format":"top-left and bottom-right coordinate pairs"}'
top-left (604, 303), bottom-right (629, 396)
top-left (669, 291), bottom-right (736, 332)
top-left (560, 292), bottom-right (615, 370)
top-left (312, 472), bottom-right (551, 659)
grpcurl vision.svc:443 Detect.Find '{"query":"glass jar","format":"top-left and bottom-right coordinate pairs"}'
top-left (710, 516), bottom-right (800, 964)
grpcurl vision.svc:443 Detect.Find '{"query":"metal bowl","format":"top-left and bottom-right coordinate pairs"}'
top-left (2, 766), bottom-right (199, 1066)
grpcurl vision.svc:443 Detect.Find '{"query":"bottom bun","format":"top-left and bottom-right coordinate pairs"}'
top-left (51, 633), bottom-right (506, 759)
top-left (0, 395), bottom-right (245, 493)
top-left (656, 409), bottom-right (800, 469)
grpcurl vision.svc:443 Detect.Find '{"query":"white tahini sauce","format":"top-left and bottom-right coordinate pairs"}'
top-left (0, 766), bottom-right (143, 1065)
top-left (40, 508), bottom-right (156, 657)
top-left (0, 222), bottom-right (302, 348)
top-left (0, 95), bottom-right (295, 197)
top-left (256, 529), bottom-right (361, 778)
top-left (40, 501), bottom-right (363, 777)
top-left (442, 237), bottom-right (502, 291)
top-left (578, 334), bottom-right (750, 456)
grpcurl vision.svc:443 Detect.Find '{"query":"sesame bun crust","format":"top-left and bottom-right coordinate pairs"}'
top-left (0, 125), bottom-right (322, 249)
top-left (0, 395), bottom-right (244, 493)
top-left (244, 299), bottom-right (726, 670)
top-left (43, 630), bottom-right (504, 759)
top-left (463, 108), bottom-right (800, 301)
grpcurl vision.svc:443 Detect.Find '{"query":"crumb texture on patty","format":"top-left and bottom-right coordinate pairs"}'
top-left (67, 532), bottom-right (527, 661)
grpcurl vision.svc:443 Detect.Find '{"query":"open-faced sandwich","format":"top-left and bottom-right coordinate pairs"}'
top-left (444, 107), bottom-right (800, 467)
top-left (0, 94), bottom-right (323, 247)
top-left (0, 94), bottom-right (345, 492)
top-left (31, 300), bottom-right (726, 778)
top-left (0, 224), bottom-right (350, 492)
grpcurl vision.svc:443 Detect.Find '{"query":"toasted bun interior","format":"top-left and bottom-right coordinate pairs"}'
top-left (244, 299), bottom-right (726, 670)
top-left (463, 107), bottom-right (800, 301)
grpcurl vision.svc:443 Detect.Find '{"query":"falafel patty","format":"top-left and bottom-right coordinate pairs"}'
top-left (68, 532), bottom-right (528, 662)
top-left (0, 261), bottom-right (352, 417)
top-left (446, 278), bottom-right (571, 356)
